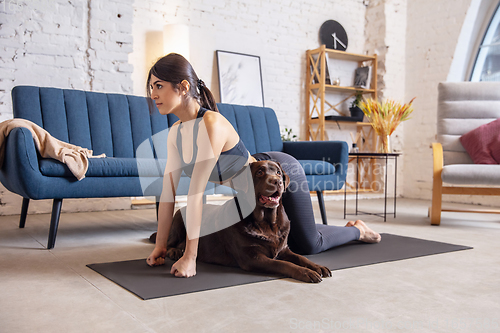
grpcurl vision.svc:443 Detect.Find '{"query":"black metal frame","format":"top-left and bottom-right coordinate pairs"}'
top-left (344, 152), bottom-right (400, 222)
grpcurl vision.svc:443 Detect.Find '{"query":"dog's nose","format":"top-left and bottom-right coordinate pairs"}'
top-left (270, 176), bottom-right (282, 186)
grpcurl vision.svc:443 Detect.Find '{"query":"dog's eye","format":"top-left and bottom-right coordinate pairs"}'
top-left (256, 170), bottom-right (264, 176)
top-left (277, 170), bottom-right (281, 175)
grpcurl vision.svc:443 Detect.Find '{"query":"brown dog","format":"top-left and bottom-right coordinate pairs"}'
top-left (159, 160), bottom-right (331, 283)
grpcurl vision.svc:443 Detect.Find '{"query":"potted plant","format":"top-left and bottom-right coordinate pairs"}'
top-left (281, 127), bottom-right (298, 141)
top-left (349, 91), bottom-right (364, 121)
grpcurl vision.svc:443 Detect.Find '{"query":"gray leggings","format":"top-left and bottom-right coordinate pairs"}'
top-left (252, 151), bottom-right (360, 255)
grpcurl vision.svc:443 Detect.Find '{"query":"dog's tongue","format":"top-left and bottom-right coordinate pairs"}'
top-left (259, 195), bottom-right (279, 206)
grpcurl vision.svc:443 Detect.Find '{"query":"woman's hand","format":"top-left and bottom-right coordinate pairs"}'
top-left (170, 254), bottom-right (197, 278)
top-left (146, 246), bottom-right (167, 267)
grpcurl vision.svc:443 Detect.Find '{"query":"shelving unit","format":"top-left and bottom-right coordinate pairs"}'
top-left (306, 45), bottom-right (381, 195)
top-left (305, 45), bottom-right (377, 143)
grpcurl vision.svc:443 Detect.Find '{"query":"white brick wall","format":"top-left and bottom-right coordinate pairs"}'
top-left (130, 0), bottom-right (367, 140)
top-left (0, 0), bottom-right (135, 214)
top-left (1, 0), bottom-right (495, 215)
top-left (0, 0), bottom-right (134, 122)
top-left (362, 0), bottom-right (407, 195)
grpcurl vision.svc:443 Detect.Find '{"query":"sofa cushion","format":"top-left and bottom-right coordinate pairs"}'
top-left (298, 160), bottom-right (335, 175)
top-left (39, 157), bottom-right (167, 178)
top-left (459, 118), bottom-right (500, 164)
top-left (441, 164), bottom-right (500, 185)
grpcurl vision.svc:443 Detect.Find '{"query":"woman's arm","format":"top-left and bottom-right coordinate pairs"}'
top-left (170, 113), bottom-right (231, 277)
top-left (184, 113), bottom-right (230, 238)
top-left (155, 171), bottom-right (181, 248)
top-left (147, 127), bottom-right (182, 266)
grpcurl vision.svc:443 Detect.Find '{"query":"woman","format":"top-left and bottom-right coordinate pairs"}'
top-left (146, 53), bottom-right (381, 278)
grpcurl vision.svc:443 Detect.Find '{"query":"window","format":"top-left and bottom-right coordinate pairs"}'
top-left (471, 2), bottom-right (500, 81)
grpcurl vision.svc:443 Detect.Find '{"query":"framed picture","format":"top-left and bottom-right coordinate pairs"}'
top-left (353, 66), bottom-right (372, 89)
top-left (216, 50), bottom-right (265, 107)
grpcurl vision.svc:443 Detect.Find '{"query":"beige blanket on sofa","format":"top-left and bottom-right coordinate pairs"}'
top-left (0, 119), bottom-right (105, 180)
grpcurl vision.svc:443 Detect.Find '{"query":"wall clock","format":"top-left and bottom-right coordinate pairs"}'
top-left (319, 20), bottom-right (348, 51)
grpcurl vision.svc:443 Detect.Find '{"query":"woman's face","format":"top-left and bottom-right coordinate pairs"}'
top-left (149, 74), bottom-right (182, 115)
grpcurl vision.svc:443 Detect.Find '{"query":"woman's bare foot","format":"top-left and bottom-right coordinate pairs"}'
top-left (351, 220), bottom-right (381, 243)
top-left (345, 220), bottom-right (355, 227)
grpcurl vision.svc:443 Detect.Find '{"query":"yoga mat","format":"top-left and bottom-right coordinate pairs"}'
top-left (87, 234), bottom-right (472, 300)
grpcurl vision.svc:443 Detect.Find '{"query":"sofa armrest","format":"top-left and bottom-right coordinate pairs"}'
top-left (431, 142), bottom-right (444, 179)
top-left (430, 142), bottom-right (444, 225)
top-left (282, 140), bottom-right (349, 179)
top-left (0, 127), bottom-right (42, 198)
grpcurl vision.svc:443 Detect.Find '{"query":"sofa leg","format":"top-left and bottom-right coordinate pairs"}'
top-left (19, 198), bottom-right (30, 228)
top-left (316, 191), bottom-right (328, 225)
top-left (155, 196), bottom-right (160, 221)
top-left (47, 199), bottom-right (63, 249)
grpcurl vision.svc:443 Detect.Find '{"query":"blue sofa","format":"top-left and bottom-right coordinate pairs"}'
top-left (0, 86), bottom-right (348, 249)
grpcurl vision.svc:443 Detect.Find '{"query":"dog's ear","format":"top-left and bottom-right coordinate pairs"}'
top-left (276, 162), bottom-right (290, 189)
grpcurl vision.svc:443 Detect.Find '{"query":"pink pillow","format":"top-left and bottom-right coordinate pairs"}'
top-left (490, 137), bottom-right (500, 163)
top-left (459, 118), bottom-right (500, 164)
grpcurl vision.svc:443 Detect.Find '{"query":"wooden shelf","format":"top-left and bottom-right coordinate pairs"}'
top-left (305, 45), bottom-right (377, 142)
top-left (305, 45), bottom-right (380, 195)
top-left (308, 47), bottom-right (376, 62)
top-left (309, 84), bottom-right (376, 94)
top-left (309, 118), bottom-right (371, 126)
top-left (328, 120), bottom-right (372, 125)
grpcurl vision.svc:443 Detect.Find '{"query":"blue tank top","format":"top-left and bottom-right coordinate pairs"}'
top-left (176, 107), bottom-right (249, 183)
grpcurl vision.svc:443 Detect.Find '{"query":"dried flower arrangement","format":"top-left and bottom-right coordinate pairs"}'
top-left (359, 98), bottom-right (416, 153)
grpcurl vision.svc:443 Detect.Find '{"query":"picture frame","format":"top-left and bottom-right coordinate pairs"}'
top-left (353, 66), bottom-right (372, 89)
top-left (216, 50), bottom-right (265, 107)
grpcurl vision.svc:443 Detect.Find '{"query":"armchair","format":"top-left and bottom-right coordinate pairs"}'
top-left (430, 82), bottom-right (500, 225)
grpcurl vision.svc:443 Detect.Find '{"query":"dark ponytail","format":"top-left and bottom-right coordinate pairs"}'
top-left (196, 79), bottom-right (218, 113)
top-left (146, 53), bottom-right (219, 112)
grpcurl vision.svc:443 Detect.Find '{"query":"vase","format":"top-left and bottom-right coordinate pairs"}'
top-left (378, 134), bottom-right (391, 153)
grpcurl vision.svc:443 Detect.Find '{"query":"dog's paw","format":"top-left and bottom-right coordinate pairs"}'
top-left (309, 264), bottom-right (332, 278)
top-left (316, 265), bottom-right (332, 278)
top-left (296, 268), bottom-right (323, 283)
top-left (166, 247), bottom-right (184, 261)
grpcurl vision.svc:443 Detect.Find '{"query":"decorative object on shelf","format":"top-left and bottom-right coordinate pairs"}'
top-left (216, 50), bottom-right (265, 107)
top-left (350, 132), bottom-right (361, 153)
top-left (354, 66), bottom-right (372, 89)
top-left (319, 20), bottom-right (348, 51)
top-left (359, 97), bottom-right (416, 153)
top-left (349, 90), bottom-right (364, 121)
top-left (331, 77), bottom-right (340, 86)
top-left (281, 127), bottom-right (298, 142)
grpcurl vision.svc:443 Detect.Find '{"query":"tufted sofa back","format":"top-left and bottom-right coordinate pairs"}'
top-left (217, 104), bottom-right (283, 154)
top-left (11, 86), bottom-right (179, 158)
top-left (12, 86), bottom-right (284, 159)
top-left (437, 82), bottom-right (500, 165)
